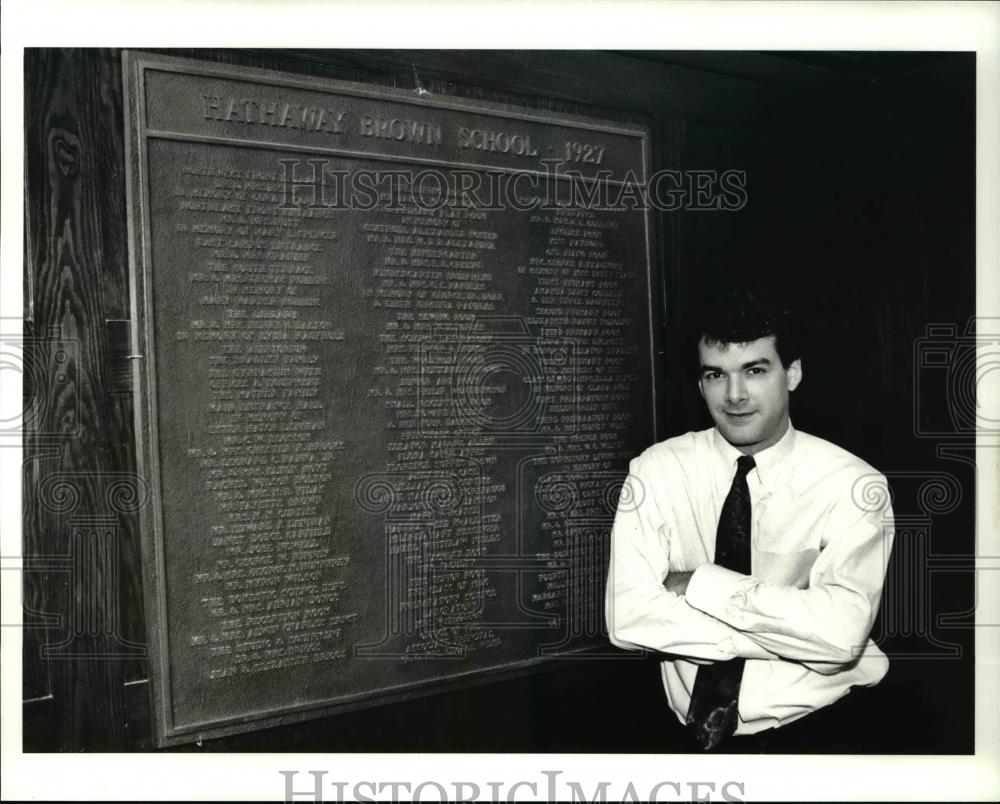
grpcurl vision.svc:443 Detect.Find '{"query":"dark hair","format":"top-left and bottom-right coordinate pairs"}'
top-left (694, 287), bottom-right (801, 368)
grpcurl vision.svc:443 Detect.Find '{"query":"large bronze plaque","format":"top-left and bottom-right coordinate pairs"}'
top-left (124, 52), bottom-right (658, 745)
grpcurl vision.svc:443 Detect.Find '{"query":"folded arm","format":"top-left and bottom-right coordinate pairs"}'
top-left (605, 465), bottom-right (778, 662)
top-left (684, 483), bottom-right (894, 673)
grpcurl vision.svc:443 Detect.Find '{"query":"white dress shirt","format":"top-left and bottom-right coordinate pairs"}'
top-left (605, 423), bottom-right (894, 734)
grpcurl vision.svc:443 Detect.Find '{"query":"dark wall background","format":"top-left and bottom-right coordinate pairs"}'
top-left (23, 48), bottom-right (975, 752)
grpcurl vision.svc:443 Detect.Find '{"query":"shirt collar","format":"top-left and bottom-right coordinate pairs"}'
top-left (712, 421), bottom-right (796, 489)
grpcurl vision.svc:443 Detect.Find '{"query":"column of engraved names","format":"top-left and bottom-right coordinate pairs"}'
top-left (169, 160), bottom-right (357, 680)
top-left (363, 190), bottom-right (506, 659)
top-left (527, 206), bottom-right (642, 637)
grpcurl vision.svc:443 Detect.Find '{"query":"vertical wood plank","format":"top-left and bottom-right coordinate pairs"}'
top-left (23, 47), bottom-right (147, 751)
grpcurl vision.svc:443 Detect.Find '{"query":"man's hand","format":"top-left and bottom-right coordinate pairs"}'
top-left (663, 570), bottom-right (694, 596)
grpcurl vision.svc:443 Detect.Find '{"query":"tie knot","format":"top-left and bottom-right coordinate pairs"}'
top-left (735, 455), bottom-right (756, 478)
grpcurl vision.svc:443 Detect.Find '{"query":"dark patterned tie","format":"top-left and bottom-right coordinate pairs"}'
top-left (686, 454), bottom-right (755, 750)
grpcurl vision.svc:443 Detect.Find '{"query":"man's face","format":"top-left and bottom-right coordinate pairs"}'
top-left (697, 335), bottom-right (802, 455)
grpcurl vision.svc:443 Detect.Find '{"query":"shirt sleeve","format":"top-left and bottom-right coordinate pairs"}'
top-left (684, 474), bottom-right (894, 672)
top-left (605, 457), bottom-right (778, 662)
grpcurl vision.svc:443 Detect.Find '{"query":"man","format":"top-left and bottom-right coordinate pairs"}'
top-left (605, 289), bottom-right (894, 751)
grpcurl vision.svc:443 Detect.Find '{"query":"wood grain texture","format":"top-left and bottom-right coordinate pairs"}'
top-left (23, 47), bottom-right (146, 751)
